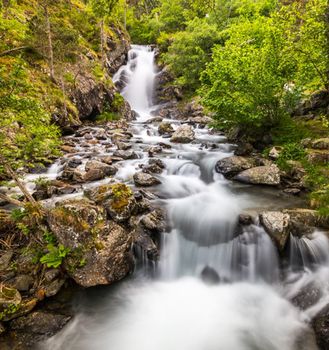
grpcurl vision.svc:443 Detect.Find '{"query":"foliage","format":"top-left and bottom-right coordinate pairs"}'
top-left (0, 62), bottom-right (61, 174)
top-left (163, 18), bottom-right (221, 90)
top-left (275, 143), bottom-right (306, 170)
top-left (200, 16), bottom-right (297, 133)
top-left (40, 243), bottom-right (70, 268)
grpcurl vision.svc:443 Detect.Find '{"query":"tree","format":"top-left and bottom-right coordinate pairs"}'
top-left (200, 17), bottom-right (296, 134)
top-left (0, 63), bottom-right (60, 206)
top-left (163, 17), bottom-right (221, 91)
top-left (90, 0), bottom-right (119, 67)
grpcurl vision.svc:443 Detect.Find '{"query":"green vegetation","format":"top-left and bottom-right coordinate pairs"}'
top-left (40, 243), bottom-right (70, 268)
top-left (0, 0), bottom-right (129, 206)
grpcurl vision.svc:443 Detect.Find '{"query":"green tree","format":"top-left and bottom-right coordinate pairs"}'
top-left (163, 18), bottom-right (221, 91)
top-left (0, 63), bottom-right (60, 206)
top-left (90, 0), bottom-right (119, 66)
top-left (200, 17), bottom-right (296, 134)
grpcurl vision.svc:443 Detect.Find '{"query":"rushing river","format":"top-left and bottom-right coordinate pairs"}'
top-left (43, 46), bottom-right (329, 350)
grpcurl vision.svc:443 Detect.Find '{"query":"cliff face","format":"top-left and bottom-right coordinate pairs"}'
top-left (0, 1), bottom-right (131, 132)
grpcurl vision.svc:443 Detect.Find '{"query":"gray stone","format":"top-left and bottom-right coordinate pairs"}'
top-left (158, 122), bottom-right (174, 136)
top-left (133, 172), bottom-right (161, 187)
top-left (260, 211), bottom-right (290, 251)
top-left (11, 275), bottom-right (34, 292)
top-left (170, 125), bottom-right (195, 143)
top-left (234, 165), bottom-right (281, 186)
top-left (215, 156), bottom-right (257, 177)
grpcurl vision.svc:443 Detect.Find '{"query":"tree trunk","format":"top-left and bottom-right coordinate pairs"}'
top-left (0, 193), bottom-right (24, 207)
top-left (60, 77), bottom-right (68, 118)
top-left (44, 5), bottom-right (55, 82)
top-left (325, 3), bottom-right (329, 91)
top-left (3, 164), bottom-right (38, 206)
top-left (100, 18), bottom-right (106, 69)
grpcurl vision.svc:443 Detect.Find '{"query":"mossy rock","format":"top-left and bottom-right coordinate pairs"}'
top-left (84, 183), bottom-right (136, 223)
top-left (47, 199), bottom-right (107, 249)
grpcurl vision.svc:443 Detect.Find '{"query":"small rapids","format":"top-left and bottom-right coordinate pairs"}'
top-left (43, 45), bottom-right (329, 350)
top-left (44, 279), bottom-right (313, 350)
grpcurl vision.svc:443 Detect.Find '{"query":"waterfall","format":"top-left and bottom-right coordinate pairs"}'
top-left (113, 45), bottom-right (156, 121)
top-left (43, 45), bottom-right (327, 350)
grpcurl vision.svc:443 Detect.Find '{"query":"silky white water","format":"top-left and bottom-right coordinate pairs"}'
top-left (44, 46), bottom-right (329, 350)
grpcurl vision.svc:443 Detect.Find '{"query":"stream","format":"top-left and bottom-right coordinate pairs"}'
top-left (39, 45), bottom-right (329, 349)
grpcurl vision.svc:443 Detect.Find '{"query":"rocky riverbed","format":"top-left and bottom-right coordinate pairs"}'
top-left (0, 45), bottom-right (329, 349)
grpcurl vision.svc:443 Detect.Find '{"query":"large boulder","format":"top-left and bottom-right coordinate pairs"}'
top-left (234, 165), bottom-right (281, 186)
top-left (84, 183), bottom-right (136, 223)
top-left (8, 311), bottom-right (71, 347)
top-left (284, 209), bottom-right (329, 232)
top-left (47, 199), bottom-right (134, 287)
top-left (259, 211), bottom-right (290, 251)
top-left (312, 304), bottom-right (329, 350)
top-left (170, 125), bottom-right (195, 143)
top-left (84, 160), bottom-right (117, 182)
top-left (158, 122), bottom-right (174, 136)
top-left (133, 172), bottom-right (161, 187)
top-left (215, 156), bottom-right (257, 177)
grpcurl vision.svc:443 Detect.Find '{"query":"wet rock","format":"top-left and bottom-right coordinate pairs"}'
top-left (9, 275), bottom-right (34, 292)
top-left (234, 165), bottom-right (281, 186)
top-left (44, 279), bottom-right (66, 298)
top-left (44, 269), bottom-right (60, 283)
top-left (85, 160), bottom-right (117, 177)
top-left (97, 156), bottom-right (113, 165)
top-left (149, 158), bottom-right (165, 168)
top-left (72, 169), bottom-right (85, 183)
top-left (140, 209), bottom-right (166, 233)
top-left (67, 158), bottom-right (82, 168)
top-left (283, 188), bottom-right (301, 195)
top-left (158, 122), bottom-right (174, 136)
top-left (116, 142), bottom-right (132, 150)
top-left (9, 311), bottom-right (71, 343)
top-left (201, 266), bottom-right (220, 285)
top-left (48, 199), bottom-right (134, 287)
top-left (259, 211), bottom-right (290, 251)
top-left (133, 228), bottom-right (159, 261)
top-left (60, 145), bottom-right (76, 153)
top-left (189, 116), bottom-right (212, 125)
top-left (94, 129), bottom-right (107, 140)
top-left (215, 156), bottom-right (257, 177)
top-left (238, 214), bottom-right (254, 226)
top-left (170, 125), bottom-right (195, 143)
top-left (48, 199), bottom-right (107, 249)
top-left (143, 163), bottom-right (163, 174)
top-left (146, 116), bottom-right (163, 124)
top-left (284, 209), bottom-right (329, 232)
top-left (291, 282), bottom-right (322, 310)
top-left (85, 183), bottom-right (136, 223)
top-left (148, 146), bottom-right (162, 158)
top-left (312, 304), bottom-right (329, 350)
top-left (66, 220), bottom-right (134, 287)
top-left (133, 172), bottom-right (161, 187)
top-left (113, 150), bottom-right (138, 160)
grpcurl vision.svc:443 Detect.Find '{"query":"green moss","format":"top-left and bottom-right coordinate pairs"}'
top-left (110, 183), bottom-right (133, 212)
top-left (52, 206), bottom-right (90, 232)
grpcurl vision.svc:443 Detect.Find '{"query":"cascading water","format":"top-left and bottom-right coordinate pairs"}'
top-left (113, 45), bottom-right (156, 121)
top-left (44, 46), bottom-right (329, 350)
